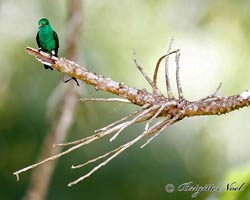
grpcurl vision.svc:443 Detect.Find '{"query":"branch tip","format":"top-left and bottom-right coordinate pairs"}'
top-left (133, 51), bottom-right (162, 95)
top-left (153, 49), bottom-right (179, 96)
top-left (165, 37), bottom-right (175, 99)
top-left (175, 51), bottom-right (184, 99)
top-left (213, 82), bottom-right (222, 96)
top-left (14, 173), bottom-right (19, 181)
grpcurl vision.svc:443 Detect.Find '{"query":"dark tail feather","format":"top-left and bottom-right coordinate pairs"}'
top-left (44, 64), bottom-right (53, 70)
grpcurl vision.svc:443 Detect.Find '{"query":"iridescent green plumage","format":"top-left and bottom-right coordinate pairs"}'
top-left (36, 18), bottom-right (59, 70)
top-left (35, 18), bottom-right (79, 86)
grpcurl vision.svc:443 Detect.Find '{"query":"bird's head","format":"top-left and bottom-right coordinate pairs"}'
top-left (38, 18), bottom-right (50, 29)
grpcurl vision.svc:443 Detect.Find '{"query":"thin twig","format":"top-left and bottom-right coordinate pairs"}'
top-left (95, 104), bottom-right (150, 133)
top-left (165, 37), bottom-right (174, 99)
top-left (71, 146), bottom-right (123, 169)
top-left (145, 101), bottom-right (177, 130)
top-left (110, 104), bottom-right (160, 142)
top-left (153, 50), bottom-right (179, 95)
top-left (175, 52), bottom-right (184, 99)
top-left (80, 98), bottom-right (131, 104)
top-left (14, 120), bottom-right (130, 179)
top-left (53, 132), bottom-right (102, 148)
top-left (13, 140), bottom-right (88, 181)
top-left (212, 82), bottom-right (222, 96)
top-left (68, 129), bottom-right (148, 187)
top-left (54, 104), bottom-right (149, 147)
top-left (141, 112), bottom-right (183, 148)
top-left (68, 112), bottom-right (179, 186)
top-left (200, 82), bottom-right (223, 101)
top-left (133, 51), bottom-right (162, 95)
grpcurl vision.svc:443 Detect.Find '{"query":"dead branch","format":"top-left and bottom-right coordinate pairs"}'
top-left (175, 52), bottom-right (184, 99)
top-left (14, 44), bottom-right (250, 187)
top-left (80, 97), bottom-right (131, 103)
top-left (153, 49), bottom-right (179, 95)
top-left (133, 51), bottom-right (163, 96)
top-left (165, 37), bottom-right (174, 99)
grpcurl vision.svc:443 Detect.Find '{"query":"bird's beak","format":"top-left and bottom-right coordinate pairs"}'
top-left (38, 24), bottom-right (42, 28)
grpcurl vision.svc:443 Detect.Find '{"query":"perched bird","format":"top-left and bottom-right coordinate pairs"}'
top-left (36, 18), bottom-right (59, 70)
top-left (36, 18), bottom-right (79, 86)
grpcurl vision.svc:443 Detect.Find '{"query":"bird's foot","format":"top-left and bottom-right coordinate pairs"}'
top-left (63, 77), bottom-right (80, 86)
top-left (72, 77), bottom-right (80, 86)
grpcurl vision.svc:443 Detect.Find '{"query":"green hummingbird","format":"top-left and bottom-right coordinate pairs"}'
top-left (36, 18), bottom-right (79, 86)
top-left (36, 18), bottom-right (59, 70)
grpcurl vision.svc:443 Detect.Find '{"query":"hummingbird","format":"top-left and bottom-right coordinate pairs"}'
top-left (36, 18), bottom-right (59, 70)
top-left (36, 18), bottom-right (79, 86)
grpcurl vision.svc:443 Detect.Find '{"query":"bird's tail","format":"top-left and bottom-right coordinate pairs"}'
top-left (44, 64), bottom-right (53, 70)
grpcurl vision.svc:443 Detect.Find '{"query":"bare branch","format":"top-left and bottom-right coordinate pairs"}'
top-left (133, 51), bottom-right (162, 96)
top-left (68, 108), bottom-right (183, 186)
top-left (26, 47), bottom-right (156, 107)
top-left (80, 98), bottom-right (131, 104)
top-left (141, 111), bottom-right (183, 148)
top-left (94, 104), bottom-right (150, 133)
top-left (200, 82), bottom-right (223, 101)
top-left (175, 52), bottom-right (184, 99)
top-left (165, 37), bottom-right (174, 99)
top-left (71, 146), bottom-right (122, 169)
top-left (15, 45), bottom-right (250, 187)
top-left (68, 126), bottom-right (148, 187)
top-left (110, 104), bottom-right (161, 142)
top-left (212, 82), bottom-right (222, 96)
top-left (13, 140), bottom-right (87, 181)
top-left (153, 50), bottom-right (179, 95)
top-left (144, 102), bottom-right (175, 130)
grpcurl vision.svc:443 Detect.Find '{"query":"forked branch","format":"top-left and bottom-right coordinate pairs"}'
top-left (13, 45), bottom-right (250, 186)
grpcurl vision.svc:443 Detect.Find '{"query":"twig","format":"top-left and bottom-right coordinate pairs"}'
top-left (71, 146), bottom-right (122, 169)
top-left (13, 140), bottom-right (88, 181)
top-left (144, 102), bottom-right (174, 130)
top-left (14, 120), bottom-right (132, 179)
top-left (175, 52), bottom-right (184, 99)
top-left (110, 104), bottom-right (160, 142)
top-left (68, 109), bottom-right (182, 186)
top-left (212, 82), bottom-right (222, 96)
top-left (54, 104), bottom-right (150, 148)
top-left (68, 128), bottom-right (147, 187)
top-left (80, 98), bottom-right (131, 104)
top-left (165, 37), bottom-right (174, 99)
top-left (53, 132), bottom-right (102, 148)
top-left (153, 50), bottom-right (179, 95)
top-left (200, 82), bottom-right (223, 101)
top-left (94, 104), bottom-right (150, 133)
top-left (133, 51), bottom-right (162, 96)
top-left (141, 112), bottom-right (183, 148)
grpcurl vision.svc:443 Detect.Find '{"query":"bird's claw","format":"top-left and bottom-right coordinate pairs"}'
top-left (63, 77), bottom-right (80, 86)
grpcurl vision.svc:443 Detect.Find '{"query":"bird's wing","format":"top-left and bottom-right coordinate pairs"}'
top-left (36, 32), bottom-right (41, 48)
top-left (53, 31), bottom-right (59, 49)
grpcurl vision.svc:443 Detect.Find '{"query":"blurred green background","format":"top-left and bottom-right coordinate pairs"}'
top-left (1, 0), bottom-right (250, 199)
